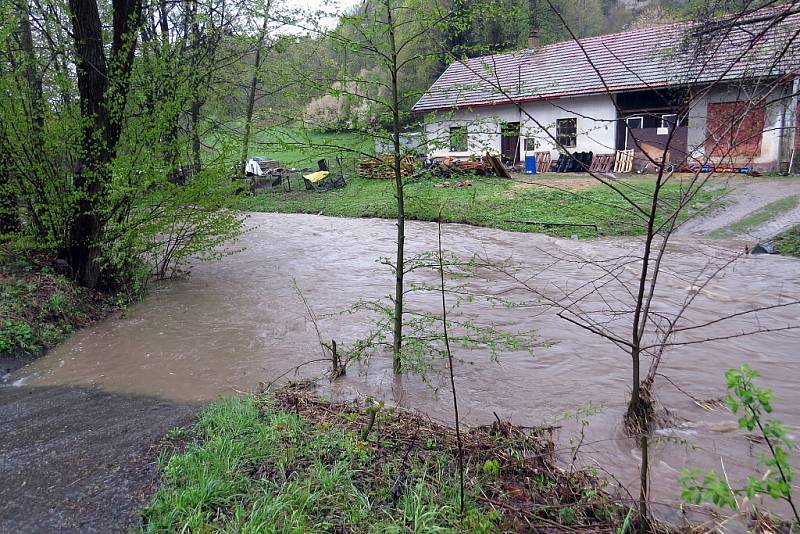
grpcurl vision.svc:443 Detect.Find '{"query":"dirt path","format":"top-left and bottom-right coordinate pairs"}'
top-left (678, 177), bottom-right (800, 239)
top-left (0, 385), bottom-right (197, 533)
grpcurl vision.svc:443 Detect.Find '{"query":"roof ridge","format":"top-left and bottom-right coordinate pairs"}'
top-left (460, 4), bottom-right (798, 65)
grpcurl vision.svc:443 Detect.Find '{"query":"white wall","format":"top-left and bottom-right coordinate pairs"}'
top-left (520, 94), bottom-right (618, 157)
top-left (423, 94), bottom-right (618, 162)
top-left (423, 105), bottom-right (522, 158)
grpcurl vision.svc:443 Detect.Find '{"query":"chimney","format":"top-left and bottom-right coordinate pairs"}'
top-left (527, 30), bottom-right (540, 49)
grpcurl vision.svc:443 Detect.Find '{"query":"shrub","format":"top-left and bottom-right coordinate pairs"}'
top-left (0, 320), bottom-right (35, 354)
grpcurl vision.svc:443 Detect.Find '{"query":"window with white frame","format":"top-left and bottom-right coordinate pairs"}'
top-left (660, 114), bottom-right (678, 128)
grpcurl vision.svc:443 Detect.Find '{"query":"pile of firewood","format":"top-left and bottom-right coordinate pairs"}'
top-left (360, 153), bottom-right (512, 179)
top-left (358, 155), bottom-right (416, 179)
top-left (431, 154), bottom-right (511, 178)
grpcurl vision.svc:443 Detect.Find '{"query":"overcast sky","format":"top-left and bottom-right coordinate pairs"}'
top-left (278, 0), bottom-right (363, 33)
top-left (282, 0), bottom-right (361, 27)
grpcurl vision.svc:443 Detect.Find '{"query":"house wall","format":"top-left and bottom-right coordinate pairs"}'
top-left (423, 94), bottom-right (618, 162)
top-left (423, 82), bottom-right (794, 170)
top-left (519, 94), bottom-right (618, 157)
top-left (686, 82), bottom-right (793, 169)
top-left (423, 105), bottom-right (522, 158)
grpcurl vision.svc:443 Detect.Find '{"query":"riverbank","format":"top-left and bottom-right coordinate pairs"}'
top-left (0, 246), bottom-right (119, 379)
top-left (237, 174), bottom-right (721, 238)
top-left (773, 225), bottom-right (800, 257)
top-left (141, 386), bottom-right (632, 532)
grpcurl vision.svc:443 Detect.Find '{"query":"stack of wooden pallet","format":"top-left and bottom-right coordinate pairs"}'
top-left (358, 156), bottom-right (416, 179)
top-left (589, 153), bottom-right (615, 173)
top-left (430, 158), bottom-right (491, 175)
top-left (534, 152), bottom-right (552, 173)
top-left (613, 149), bottom-right (634, 173)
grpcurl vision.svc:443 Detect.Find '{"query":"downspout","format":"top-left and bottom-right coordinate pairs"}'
top-left (788, 77), bottom-right (799, 174)
top-left (778, 79), bottom-right (796, 175)
top-left (778, 92), bottom-right (788, 174)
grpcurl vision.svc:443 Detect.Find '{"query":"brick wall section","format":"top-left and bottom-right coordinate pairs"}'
top-left (706, 101), bottom-right (765, 159)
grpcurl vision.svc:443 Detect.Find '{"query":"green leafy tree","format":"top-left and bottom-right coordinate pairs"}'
top-left (1, 0), bottom-right (247, 290)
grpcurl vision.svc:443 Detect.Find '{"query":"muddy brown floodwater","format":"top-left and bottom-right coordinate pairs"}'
top-left (8, 213), bottom-right (800, 520)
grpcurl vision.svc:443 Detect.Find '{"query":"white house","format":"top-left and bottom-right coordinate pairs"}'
top-left (413, 7), bottom-right (800, 172)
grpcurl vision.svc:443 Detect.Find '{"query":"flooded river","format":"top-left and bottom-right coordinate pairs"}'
top-left (8, 213), bottom-right (800, 517)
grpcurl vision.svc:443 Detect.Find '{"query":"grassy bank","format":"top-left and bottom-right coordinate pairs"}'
top-left (142, 388), bottom-right (629, 533)
top-left (0, 246), bottom-right (116, 370)
top-left (238, 174), bottom-right (721, 238)
top-left (708, 195), bottom-right (800, 239)
top-left (772, 225), bottom-right (800, 257)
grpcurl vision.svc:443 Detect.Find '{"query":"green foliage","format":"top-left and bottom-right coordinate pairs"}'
top-left (141, 396), bottom-right (502, 532)
top-left (46, 293), bottom-right (69, 315)
top-left (0, 248), bottom-right (113, 357)
top-left (104, 162), bottom-right (245, 281)
top-left (772, 224), bottom-right (800, 257)
top-left (0, 0), bottom-right (245, 290)
top-left (0, 320), bottom-right (35, 354)
top-left (559, 506), bottom-right (576, 526)
top-left (679, 365), bottom-right (798, 520)
top-left (143, 393), bottom-right (628, 532)
top-left (482, 459), bottom-right (500, 476)
top-left (239, 173), bottom-right (723, 238)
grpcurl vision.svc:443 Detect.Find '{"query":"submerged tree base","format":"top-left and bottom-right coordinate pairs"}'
top-left (142, 385), bottom-right (633, 532)
top-left (625, 381), bottom-right (658, 436)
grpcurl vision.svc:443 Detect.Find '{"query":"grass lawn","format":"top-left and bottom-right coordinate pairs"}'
top-left (709, 195), bottom-right (800, 239)
top-left (207, 125), bottom-right (374, 167)
top-left (141, 389), bottom-right (626, 533)
top-left (237, 173), bottom-right (721, 238)
top-left (250, 129), bottom-right (374, 167)
top-left (772, 225), bottom-right (800, 257)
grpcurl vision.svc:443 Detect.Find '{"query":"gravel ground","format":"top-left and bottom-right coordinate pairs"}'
top-left (0, 385), bottom-right (197, 533)
top-left (678, 177), bottom-right (800, 240)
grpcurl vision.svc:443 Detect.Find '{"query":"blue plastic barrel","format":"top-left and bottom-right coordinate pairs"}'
top-left (525, 155), bottom-right (537, 174)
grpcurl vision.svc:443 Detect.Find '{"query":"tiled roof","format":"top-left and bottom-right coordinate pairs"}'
top-left (412, 6), bottom-right (800, 113)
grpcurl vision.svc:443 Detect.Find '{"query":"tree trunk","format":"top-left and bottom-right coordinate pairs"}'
top-left (0, 157), bottom-right (17, 236)
top-left (240, 13), bottom-right (271, 175)
top-left (386, 0), bottom-right (404, 373)
top-left (17, 0), bottom-right (44, 132)
top-left (66, 0), bottom-right (142, 288)
top-left (190, 99), bottom-right (202, 173)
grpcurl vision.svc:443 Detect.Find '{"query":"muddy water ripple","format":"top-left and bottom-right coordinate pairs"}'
top-left (8, 213), bottom-right (800, 515)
